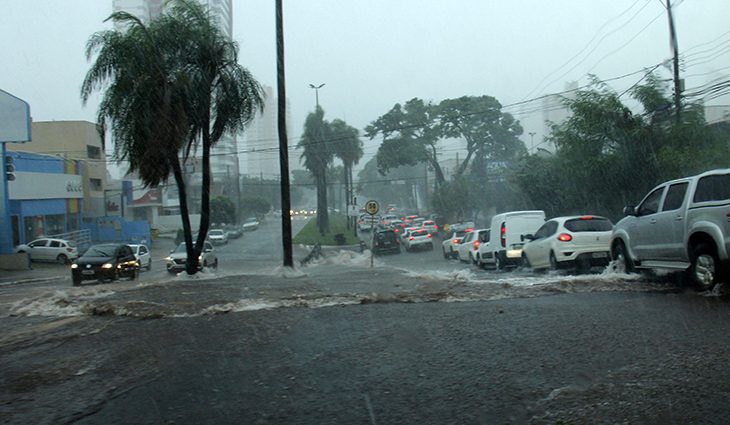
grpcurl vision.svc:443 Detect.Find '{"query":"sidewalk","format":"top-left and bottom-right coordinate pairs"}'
top-left (0, 263), bottom-right (70, 286)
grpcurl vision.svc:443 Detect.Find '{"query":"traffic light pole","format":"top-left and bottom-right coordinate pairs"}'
top-left (1, 142), bottom-right (14, 253)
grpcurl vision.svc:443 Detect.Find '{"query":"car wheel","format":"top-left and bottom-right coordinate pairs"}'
top-left (57, 254), bottom-right (68, 265)
top-left (213, 259), bottom-right (219, 268)
top-left (522, 253), bottom-right (531, 269)
top-left (495, 254), bottom-right (504, 270)
top-left (129, 268), bottom-right (139, 281)
top-left (611, 241), bottom-right (635, 273)
top-left (549, 252), bottom-right (559, 271)
top-left (442, 248), bottom-right (449, 259)
top-left (689, 244), bottom-right (718, 291)
top-left (72, 276), bottom-right (81, 287)
top-left (470, 253), bottom-right (477, 265)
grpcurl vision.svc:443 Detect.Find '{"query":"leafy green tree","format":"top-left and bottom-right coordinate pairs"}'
top-left (513, 74), bottom-right (730, 220)
top-left (298, 106), bottom-right (335, 234)
top-left (82, 0), bottom-right (263, 274)
top-left (210, 196), bottom-right (235, 224)
top-left (240, 196), bottom-right (271, 217)
top-left (330, 119), bottom-right (363, 214)
top-left (366, 98), bottom-right (446, 185)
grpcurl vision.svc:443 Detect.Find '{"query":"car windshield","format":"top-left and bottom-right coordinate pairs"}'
top-left (4, 2), bottom-right (730, 423)
top-left (84, 245), bottom-right (116, 257)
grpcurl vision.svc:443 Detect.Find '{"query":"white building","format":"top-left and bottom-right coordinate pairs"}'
top-left (241, 85), bottom-right (292, 180)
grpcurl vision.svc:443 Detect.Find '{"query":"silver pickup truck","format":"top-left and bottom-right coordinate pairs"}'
top-left (611, 168), bottom-right (730, 290)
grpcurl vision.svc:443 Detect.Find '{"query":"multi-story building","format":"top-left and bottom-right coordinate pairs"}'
top-left (242, 85), bottom-right (292, 180)
top-left (8, 121), bottom-right (107, 220)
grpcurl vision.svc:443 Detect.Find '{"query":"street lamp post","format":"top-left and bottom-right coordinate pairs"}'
top-left (528, 132), bottom-right (536, 152)
top-left (308, 83), bottom-right (325, 108)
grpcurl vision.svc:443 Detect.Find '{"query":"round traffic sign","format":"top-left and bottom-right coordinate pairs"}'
top-left (365, 200), bottom-right (379, 215)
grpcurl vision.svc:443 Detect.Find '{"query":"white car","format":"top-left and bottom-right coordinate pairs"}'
top-left (128, 243), bottom-right (152, 271)
top-left (422, 220), bottom-right (439, 235)
top-left (400, 226), bottom-right (420, 244)
top-left (403, 229), bottom-right (433, 252)
top-left (522, 215), bottom-right (613, 271)
top-left (242, 217), bottom-right (260, 232)
top-left (166, 241), bottom-right (218, 274)
top-left (441, 229), bottom-right (469, 259)
top-left (15, 238), bottom-right (79, 264)
top-left (457, 229), bottom-right (489, 264)
top-left (208, 228), bottom-right (228, 245)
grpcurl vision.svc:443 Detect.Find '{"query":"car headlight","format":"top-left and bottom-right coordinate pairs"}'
top-left (165, 256), bottom-right (172, 261)
top-left (102, 263), bottom-right (113, 269)
top-left (71, 263), bottom-right (78, 269)
top-left (198, 255), bottom-right (203, 261)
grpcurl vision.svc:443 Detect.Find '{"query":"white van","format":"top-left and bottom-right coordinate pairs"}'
top-left (476, 210), bottom-right (546, 269)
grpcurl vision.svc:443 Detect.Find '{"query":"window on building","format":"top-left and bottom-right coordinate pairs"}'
top-left (90, 178), bottom-right (102, 191)
top-left (46, 214), bottom-right (65, 236)
top-left (87, 145), bottom-right (102, 159)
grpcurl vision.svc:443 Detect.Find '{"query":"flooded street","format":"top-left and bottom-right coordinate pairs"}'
top-left (4, 222), bottom-right (730, 424)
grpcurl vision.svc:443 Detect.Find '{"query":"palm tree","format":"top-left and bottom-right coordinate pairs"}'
top-left (330, 119), bottom-right (363, 223)
top-left (298, 106), bottom-right (334, 235)
top-left (81, 0), bottom-right (263, 274)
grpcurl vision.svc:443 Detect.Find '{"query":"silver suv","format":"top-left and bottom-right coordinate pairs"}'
top-left (611, 168), bottom-right (730, 290)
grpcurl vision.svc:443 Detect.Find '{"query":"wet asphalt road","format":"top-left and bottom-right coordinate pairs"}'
top-left (4, 222), bottom-right (730, 424)
top-left (4, 281), bottom-right (730, 425)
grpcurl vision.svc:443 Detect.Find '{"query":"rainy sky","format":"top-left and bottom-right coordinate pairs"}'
top-left (1, 0), bottom-right (729, 162)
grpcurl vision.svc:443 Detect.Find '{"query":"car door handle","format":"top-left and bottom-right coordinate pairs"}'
top-left (650, 219), bottom-right (657, 224)
top-left (675, 216), bottom-right (683, 221)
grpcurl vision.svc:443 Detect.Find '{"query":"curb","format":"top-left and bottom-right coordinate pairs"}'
top-left (0, 276), bottom-right (67, 287)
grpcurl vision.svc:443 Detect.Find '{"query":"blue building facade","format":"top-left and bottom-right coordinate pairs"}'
top-left (6, 151), bottom-right (83, 246)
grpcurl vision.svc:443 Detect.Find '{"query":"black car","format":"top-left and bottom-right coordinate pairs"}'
top-left (372, 229), bottom-right (401, 255)
top-left (71, 243), bottom-right (140, 286)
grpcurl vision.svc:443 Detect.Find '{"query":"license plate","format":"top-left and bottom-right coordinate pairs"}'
top-left (82, 270), bottom-right (95, 275)
top-left (592, 252), bottom-right (608, 258)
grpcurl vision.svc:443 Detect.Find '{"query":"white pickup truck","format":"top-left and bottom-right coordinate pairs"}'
top-left (611, 168), bottom-right (730, 291)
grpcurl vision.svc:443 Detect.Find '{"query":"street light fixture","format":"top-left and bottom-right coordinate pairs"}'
top-left (308, 83), bottom-right (325, 108)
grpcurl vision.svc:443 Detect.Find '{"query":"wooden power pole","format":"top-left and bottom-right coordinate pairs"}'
top-left (276, 0), bottom-right (293, 267)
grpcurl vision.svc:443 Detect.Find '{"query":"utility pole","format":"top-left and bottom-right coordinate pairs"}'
top-left (276, 0), bottom-right (293, 267)
top-left (666, 0), bottom-right (681, 123)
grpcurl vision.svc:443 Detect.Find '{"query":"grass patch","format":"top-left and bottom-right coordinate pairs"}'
top-left (293, 213), bottom-right (360, 246)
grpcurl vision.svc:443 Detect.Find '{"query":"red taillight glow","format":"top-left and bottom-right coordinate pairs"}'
top-left (558, 233), bottom-right (573, 242)
top-left (580, 215), bottom-right (593, 220)
top-left (452, 239), bottom-right (459, 244)
top-left (500, 223), bottom-right (506, 248)
top-left (427, 234), bottom-right (432, 238)
top-left (465, 228), bottom-right (474, 232)
top-left (434, 225), bottom-right (439, 230)
top-left (473, 241), bottom-right (480, 248)
top-left (409, 236), bottom-right (415, 240)
top-left (394, 228), bottom-right (400, 233)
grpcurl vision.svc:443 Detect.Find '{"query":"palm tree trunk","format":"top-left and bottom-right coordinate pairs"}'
top-left (170, 154), bottom-right (196, 274)
top-left (196, 129), bottom-right (211, 266)
top-left (318, 172), bottom-right (329, 235)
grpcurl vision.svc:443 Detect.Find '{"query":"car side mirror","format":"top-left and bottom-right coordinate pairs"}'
top-left (623, 206), bottom-right (636, 216)
top-left (522, 234), bottom-right (534, 242)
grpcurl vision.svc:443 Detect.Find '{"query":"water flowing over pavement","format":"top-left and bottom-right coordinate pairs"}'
top-left (4, 228), bottom-right (730, 423)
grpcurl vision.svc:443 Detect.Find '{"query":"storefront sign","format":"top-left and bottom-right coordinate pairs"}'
top-left (8, 172), bottom-right (83, 200)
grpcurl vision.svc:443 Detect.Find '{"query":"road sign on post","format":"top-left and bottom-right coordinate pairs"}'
top-left (365, 200), bottom-right (379, 268)
top-left (365, 200), bottom-right (379, 216)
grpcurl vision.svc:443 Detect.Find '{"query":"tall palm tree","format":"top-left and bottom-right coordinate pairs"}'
top-left (81, 0), bottom-right (263, 274)
top-left (298, 106), bottom-right (334, 235)
top-left (330, 119), bottom-right (363, 222)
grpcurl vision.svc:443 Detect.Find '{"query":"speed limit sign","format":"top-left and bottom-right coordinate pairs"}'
top-left (365, 200), bottom-right (379, 216)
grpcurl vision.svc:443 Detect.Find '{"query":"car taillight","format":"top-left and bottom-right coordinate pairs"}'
top-left (500, 223), bottom-right (506, 248)
top-left (427, 234), bottom-right (432, 238)
top-left (465, 228), bottom-right (474, 232)
top-left (409, 236), bottom-right (414, 240)
top-left (580, 215), bottom-right (593, 220)
top-left (473, 241), bottom-right (480, 248)
top-left (67, 248), bottom-right (74, 252)
top-left (558, 233), bottom-right (572, 242)
top-left (394, 229), bottom-right (399, 233)
top-left (452, 239), bottom-right (459, 244)
top-left (434, 225), bottom-right (438, 230)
